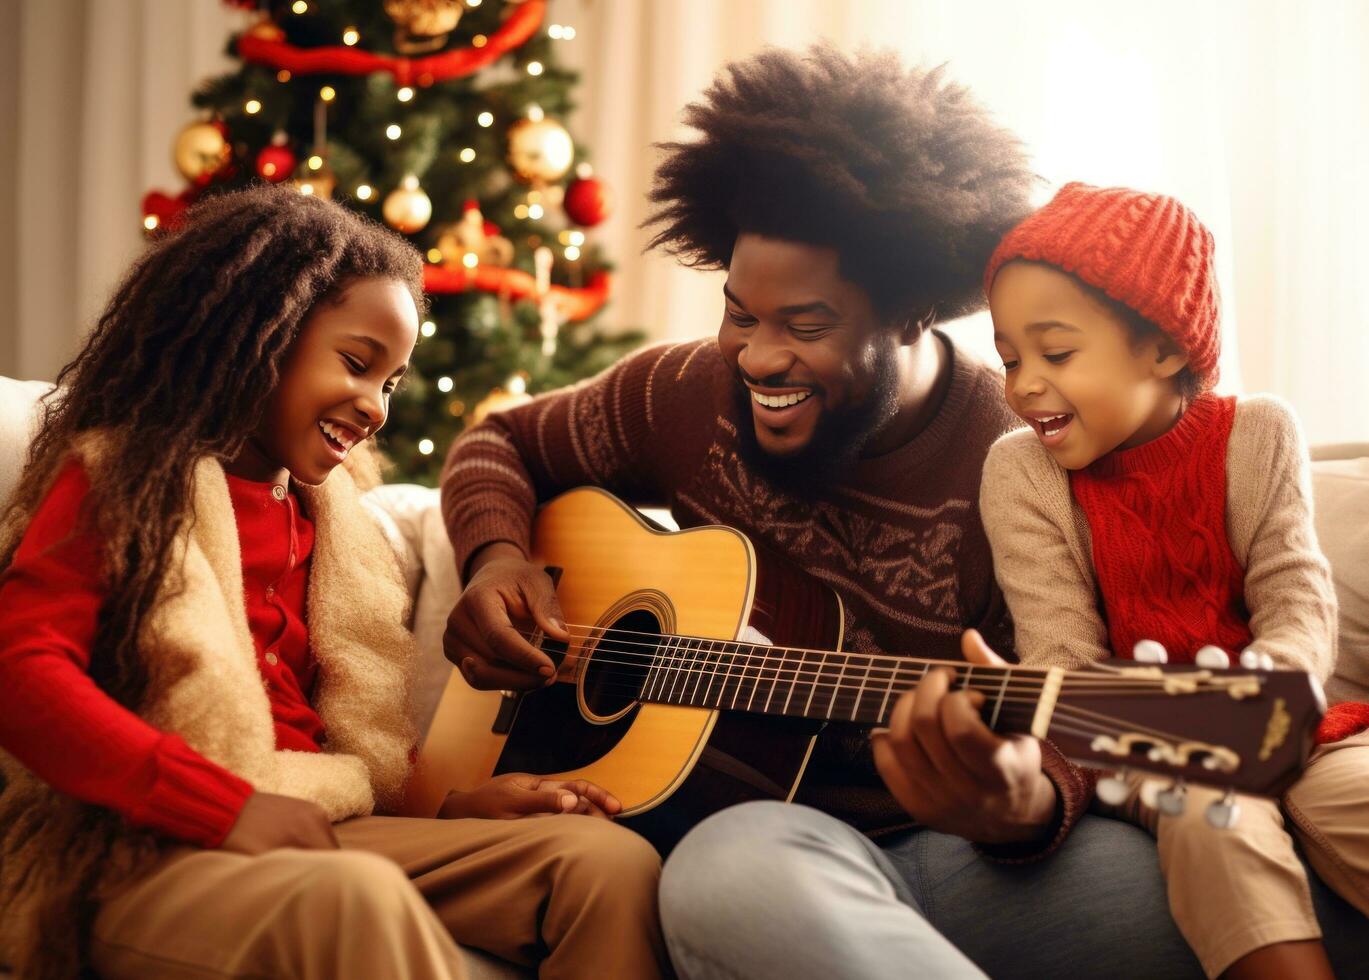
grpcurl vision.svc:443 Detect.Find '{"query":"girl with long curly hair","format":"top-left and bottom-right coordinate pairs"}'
top-left (0, 185), bottom-right (667, 980)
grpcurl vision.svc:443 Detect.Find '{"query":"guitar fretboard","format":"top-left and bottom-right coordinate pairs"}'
top-left (625, 633), bottom-right (1045, 731)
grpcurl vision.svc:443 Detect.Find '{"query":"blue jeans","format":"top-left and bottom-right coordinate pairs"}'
top-left (659, 801), bottom-right (1369, 979)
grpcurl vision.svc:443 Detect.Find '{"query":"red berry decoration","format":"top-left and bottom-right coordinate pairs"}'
top-left (141, 188), bottom-right (198, 235)
top-left (564, 176), bottom-right (611, 227)
top-left (256, 142), bottom-right (297, 183)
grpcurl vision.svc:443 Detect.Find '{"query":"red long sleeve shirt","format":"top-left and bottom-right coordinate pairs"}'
top-left (0, 460), bottom-right (327, 846)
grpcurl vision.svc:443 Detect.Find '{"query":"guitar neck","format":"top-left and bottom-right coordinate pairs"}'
top-left (630, 634), bottom-right (1046, 733)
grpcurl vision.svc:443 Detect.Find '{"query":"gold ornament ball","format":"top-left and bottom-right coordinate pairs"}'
top-left (383, 177), bottom-right (433, 234)
top-left (507, 118), bottom-right (575, 185)
top-left (174, 121), bottom-right (232, 183)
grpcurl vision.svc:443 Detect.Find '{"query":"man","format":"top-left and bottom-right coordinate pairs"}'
top-left (439, 45), bottom-right (1364, 978)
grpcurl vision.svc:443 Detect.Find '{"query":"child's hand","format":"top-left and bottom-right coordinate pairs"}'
top-left (438, 773), bottom-right (622, 821)
top-left (221, 791), bottom-right (340, 854)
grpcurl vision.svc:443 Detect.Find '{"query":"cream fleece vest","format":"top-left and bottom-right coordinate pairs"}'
top-left (0, 433), bottom-right (418, 979)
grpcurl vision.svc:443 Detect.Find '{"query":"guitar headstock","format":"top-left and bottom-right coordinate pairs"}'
top-left (1038, 649), bottom-right (1325, 802)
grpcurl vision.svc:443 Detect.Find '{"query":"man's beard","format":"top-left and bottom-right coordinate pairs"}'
top-left (732, 349), bottom-right (901, 498)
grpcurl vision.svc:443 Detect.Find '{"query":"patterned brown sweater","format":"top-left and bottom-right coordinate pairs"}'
top-left (442, 332), bottom-right (1091, 853)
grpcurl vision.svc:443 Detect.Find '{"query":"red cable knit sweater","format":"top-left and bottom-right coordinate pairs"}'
top-left (1070, 395), bottom-right (1254, 664)
top-left (1069, 394), bottom-right (1366, 743)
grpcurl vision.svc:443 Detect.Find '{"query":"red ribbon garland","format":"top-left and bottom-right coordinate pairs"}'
top-left (236, 0), bottom-right (545, 87)
top-left (423, 264), bottom-right (609, 322)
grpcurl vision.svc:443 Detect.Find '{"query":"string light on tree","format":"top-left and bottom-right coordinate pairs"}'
top-left (420, 320), bottom-right (437, 338)
top-left (437, 376), bottom-right (454, 393)
top-left (397, 86), bottom-right (415, 102)
top-left (319, 86), bottom-right (336, 103)
top-left (477, 111), bottom-right (494, 128)
top-left (244, 99), bottom-right (262, 115)
top-left (386, 124), bottom-right (402, 140)
top-left (342, 26), bottom-right (359, 45)
top-left (418, 438), bottom-right (435, 455)
top-left (355, 183), bottom-right (374, 201)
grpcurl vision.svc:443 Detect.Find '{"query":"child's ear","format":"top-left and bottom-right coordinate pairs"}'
top-left (1150, 336), bottom-right (1190, 380)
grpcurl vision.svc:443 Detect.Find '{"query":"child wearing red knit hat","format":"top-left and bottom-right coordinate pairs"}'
top-left (979, 182), bottom-right (1369, 979)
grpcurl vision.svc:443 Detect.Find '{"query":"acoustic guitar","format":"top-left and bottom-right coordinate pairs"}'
top-left (403, 487), bottom-right (1325, 853)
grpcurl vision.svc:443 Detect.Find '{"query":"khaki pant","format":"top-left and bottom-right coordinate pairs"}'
top-left (1105, 728), bottom-right (1369, 977)
top-left (90, 814), bottom-right (670, 980)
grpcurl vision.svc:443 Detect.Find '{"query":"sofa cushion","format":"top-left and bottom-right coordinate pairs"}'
top-left (1311, 454), bottom-right (1369, 703)
top-left (0, 378), bottom-right (53, 507)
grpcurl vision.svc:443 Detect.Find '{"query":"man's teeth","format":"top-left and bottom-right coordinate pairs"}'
top-left (319, 420), bottom-right (357, 450)
top-left (752, 390), bottom-right (812, 409)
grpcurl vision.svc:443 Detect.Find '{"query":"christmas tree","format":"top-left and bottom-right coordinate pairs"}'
top-left (142, 0), bottom-right (642, 483)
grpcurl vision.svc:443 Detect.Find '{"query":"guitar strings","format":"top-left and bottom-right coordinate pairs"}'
top-left (528, 621), bottom-right (1258, 691)
top-left (491, 641), bottom-right (1213, 749)
top-left (507, 625), bottom-right (1262, 697)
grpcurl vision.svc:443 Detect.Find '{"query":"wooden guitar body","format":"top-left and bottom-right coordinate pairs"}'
top-left (403, 487), bottom-right (843, 852)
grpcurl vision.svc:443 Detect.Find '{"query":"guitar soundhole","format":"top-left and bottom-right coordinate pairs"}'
top-left (582, 609), bottom-right (659, 720)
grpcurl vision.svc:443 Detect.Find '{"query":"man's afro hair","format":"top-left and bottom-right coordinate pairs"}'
top-left (646, 44), bottom-right (1040, 322)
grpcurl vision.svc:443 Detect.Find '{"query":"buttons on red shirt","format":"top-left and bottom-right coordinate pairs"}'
top-left (265, 651), bottom-right (279, 666)
top-left (271, 484), bottom-right (287, 501)
top-left (264, 585), bottom-right (274, 599)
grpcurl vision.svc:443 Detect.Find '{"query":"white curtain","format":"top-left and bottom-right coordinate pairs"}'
top-left (3, 0), bottom-right (1366, 445)
top-left (562, 0), bottom-right (1369, 445)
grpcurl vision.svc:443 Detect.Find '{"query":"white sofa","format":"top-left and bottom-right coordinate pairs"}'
top-left (3, 375), bottom-right (1368, 976)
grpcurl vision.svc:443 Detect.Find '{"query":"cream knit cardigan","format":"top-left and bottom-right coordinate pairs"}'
top-left (0, 434), bottom-right (418, 979)
top-left (979, 395), bottom-right (1339, 688)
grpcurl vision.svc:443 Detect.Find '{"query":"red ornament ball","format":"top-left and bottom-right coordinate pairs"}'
top-left (255, 143), bottom-right (296, 183)
top-left (564, 176), bottom-right (611, 227)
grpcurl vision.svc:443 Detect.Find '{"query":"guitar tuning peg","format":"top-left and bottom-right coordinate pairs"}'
top-left (1096, 769), bottom-right (1131, 806)
top-left (1239, 647), bottom-right (1263, 670)
top-left (1205, 789), bottom-right (1242, 829)
top-left (1194, 646), bottom-right (1230, 669)
top-left (1133, 639), bottom-right (1168, 664)
top-left (1156, 779), bottom-right (1188, 817)
top-left (1260, 653), bottom-right (1275, 671)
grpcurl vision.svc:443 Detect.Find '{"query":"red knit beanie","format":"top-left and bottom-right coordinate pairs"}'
top-left (983, 182), bottom-right (1221, 385)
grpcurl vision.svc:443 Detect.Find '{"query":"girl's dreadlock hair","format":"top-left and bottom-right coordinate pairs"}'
top-left (647, 44), bottom-right (1041, 323)
top-left (0, 184), bottom-right (425, 712)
